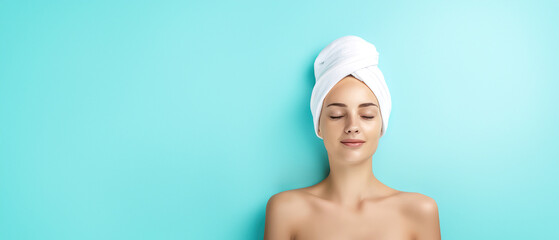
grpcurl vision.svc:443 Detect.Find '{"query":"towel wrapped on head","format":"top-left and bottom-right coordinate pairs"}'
top-left (310, 35), bottom-right (392, 139)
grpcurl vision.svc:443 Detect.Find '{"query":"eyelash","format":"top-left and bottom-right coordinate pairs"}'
top-left (330, 116), bottom-right (374, 119)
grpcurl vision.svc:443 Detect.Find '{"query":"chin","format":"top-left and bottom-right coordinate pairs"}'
top-left (339, 150), bottom-right (371, 159)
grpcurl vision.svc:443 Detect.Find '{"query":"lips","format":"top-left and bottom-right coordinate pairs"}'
top-left (341, 139), bottom-right (365, 143)
top-left (341, 139), bottom-right (365, 147)
top-left (342, 142), bottom-right (363, 147)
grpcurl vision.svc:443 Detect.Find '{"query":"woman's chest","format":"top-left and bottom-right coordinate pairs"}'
top-left (293, 204), bottom-right (414, 240)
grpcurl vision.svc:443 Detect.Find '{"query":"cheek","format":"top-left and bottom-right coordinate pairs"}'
top-left (322, 119), bottom-right (343, 132)
top-left (364, 119), bottom-right (382, 133)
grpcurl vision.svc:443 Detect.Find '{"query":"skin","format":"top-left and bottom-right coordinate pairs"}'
top-left (264, 75), bottom-right (441, 240)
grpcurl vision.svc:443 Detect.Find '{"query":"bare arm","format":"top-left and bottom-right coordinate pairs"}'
top-left (263, 193), bottom-right (296, 240)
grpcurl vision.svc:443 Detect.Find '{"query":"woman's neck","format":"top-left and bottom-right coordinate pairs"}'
top-left (320, 156), bottom-right (396, 208)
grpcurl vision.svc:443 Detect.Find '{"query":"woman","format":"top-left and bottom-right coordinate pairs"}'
top-left (264, 36), bottom-right (441, 240)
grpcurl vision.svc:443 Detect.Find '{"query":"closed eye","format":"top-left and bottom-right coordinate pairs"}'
top-left (329, 116), bottom-right (374, 119)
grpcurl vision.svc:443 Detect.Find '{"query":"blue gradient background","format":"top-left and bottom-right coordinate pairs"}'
top-left (1, 0), bottom-right (558, 239)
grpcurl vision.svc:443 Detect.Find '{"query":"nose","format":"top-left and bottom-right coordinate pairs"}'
top-left (344, 114), bottom-right (360, 134)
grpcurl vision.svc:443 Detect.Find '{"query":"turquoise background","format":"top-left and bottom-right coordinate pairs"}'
top-left (1, 0), bottom-right (558, 239)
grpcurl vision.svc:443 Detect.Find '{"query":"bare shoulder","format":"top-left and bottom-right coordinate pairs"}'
top-left (266, 189), bottom-right (312, 218)
top-left (396, 192), bottom-right (441, 239)
top-left (267, 190), bottom-right (308, 210)
top-left (264, 190), bottom-right (310, 240)
top-left (396, 192), bottom-right (439, 219)
top-left (398, 192), bottom-right (438, 213)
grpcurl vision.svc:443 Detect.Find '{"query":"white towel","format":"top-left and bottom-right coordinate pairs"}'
top-left (311, 35), bottom-right (392, 139)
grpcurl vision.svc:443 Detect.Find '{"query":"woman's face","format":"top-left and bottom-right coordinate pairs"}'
top-left (317, 75), bottom-right (383, 162)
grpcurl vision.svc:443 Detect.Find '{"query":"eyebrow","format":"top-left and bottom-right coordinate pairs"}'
top-left (326, 102), bottom-right (378, 108)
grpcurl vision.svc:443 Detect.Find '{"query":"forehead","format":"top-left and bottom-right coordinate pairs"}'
top-left (324, 76), bottom-right (379, 105)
